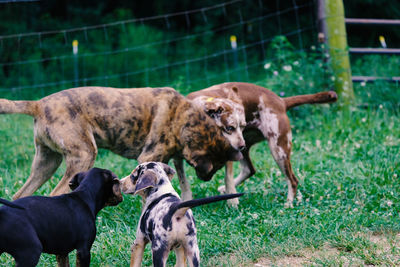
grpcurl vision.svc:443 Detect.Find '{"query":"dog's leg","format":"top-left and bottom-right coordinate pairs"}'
top-left (185, 242), bottom-right (200, 267)
top-left (130, 238), bottom-right (147, 267)
top-left (223, 161), bottom-right (239, 207)
top-left (266, 116), bottom-right (299, 208)
top-left (174, 245), bottom-right (187, 267)
top-left (152, 245), bottom-right (169, 267)
top-left (76, 248), bottom-right (91, 267)
top-left (50, 144), bottom-right (97, 196)
top-left (56, 254), bottom-right (70, 267)
top-left (13, 143), bottom-right (63, 199)
top-left (12, 245), bottom-right (42, 267)
top-left (218, 148), bottom-right (255, 193)
top-left (173, 159), bottom-right (192, 201)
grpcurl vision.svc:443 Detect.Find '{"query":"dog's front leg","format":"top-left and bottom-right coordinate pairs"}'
top-left (130, 238), bottom-right (147, 267)
top-left (76, 249), bottom-right (91, 267)
top-left (56, 254), bottom-right (70, 267)
top-left (224, 161), bottom-right (239, 207)
top-left (173, 159), bottom-right (193, 201)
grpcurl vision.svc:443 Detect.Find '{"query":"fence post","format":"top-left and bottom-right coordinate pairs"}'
top-left (324, 0), bottom-right (354, 106)
top-left (72, 40), bottom-right (79, 87)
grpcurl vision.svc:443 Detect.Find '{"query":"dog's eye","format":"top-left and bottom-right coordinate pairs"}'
top-left (225, 126), bottom-right (235, 132)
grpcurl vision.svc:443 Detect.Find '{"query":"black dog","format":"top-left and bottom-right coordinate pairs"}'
top-left (0, 168), bottom-right (123, 267)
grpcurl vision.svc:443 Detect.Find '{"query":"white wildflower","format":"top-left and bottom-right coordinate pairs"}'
top-left (360, 81), bottom-right (366, 87)
top-left (330, 76), bottom-right (336, 81)
top-left (387, 200), bottom-right (393, 207)
top-left (394, 174), bottom-right (398, 178)
top-left (361, 118), bottom-right (367, 123)
top-left (293, 61), bottom-right (299, 66)
top-left (283, 65), bottom-right (292, 72)
top-left (379, 104), bottom-right (383, 109)
top-left (273, 70), bottom-right (279, 76)
top-left (325, 171), bottom-right (330, 176)
top-left (251, 213), bottom-right (259, 219)
top-left (311, 45), bottom-right (316, 50)
top-left (316, 139), bottom-right (321, 148)
top-left (264, 63), bottom-right (271, 69)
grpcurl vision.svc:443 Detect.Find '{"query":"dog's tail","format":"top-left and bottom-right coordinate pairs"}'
top-left (0, 99), bottom-right (38, 116)
top-left (169, 193), bottom-right (243, 219)
top-left (283, 91), bottom-right (338, 110)
top-left (0, 198), bottom-right (25, 209)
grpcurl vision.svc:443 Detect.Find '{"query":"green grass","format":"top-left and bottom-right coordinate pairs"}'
top-left (0, 83), bottom-right (399, 266)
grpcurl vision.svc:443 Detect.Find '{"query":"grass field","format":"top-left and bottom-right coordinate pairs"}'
top-left (0, 82), bottom-right (399, 266)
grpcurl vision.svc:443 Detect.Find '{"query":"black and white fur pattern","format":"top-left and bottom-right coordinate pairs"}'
top-left (120, 162), bottom-right (242, 267)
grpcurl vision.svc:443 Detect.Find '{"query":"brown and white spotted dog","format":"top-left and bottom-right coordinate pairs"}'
top-left (191, 93), bottom-right (246, 151)
top-left (0, 87), bottom-right (242, 200)
top-left (187, 82), bottom-right (338, 207)
top-left (120, 162), bottom-right (242, 267)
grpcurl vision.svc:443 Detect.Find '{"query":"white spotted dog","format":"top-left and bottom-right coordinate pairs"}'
top-left (120, 162), bottom-right (243, 267)
top-left (188, 82), bottom-right (337, 208)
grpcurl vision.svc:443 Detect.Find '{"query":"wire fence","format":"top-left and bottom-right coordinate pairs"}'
top-left (0, 0), bottom-right (325, 99)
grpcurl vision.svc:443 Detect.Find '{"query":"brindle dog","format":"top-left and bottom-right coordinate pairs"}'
top-left (0, 87), bottom-right (241, 199)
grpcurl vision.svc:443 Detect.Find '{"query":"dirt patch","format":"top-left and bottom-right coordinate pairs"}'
top-left (250, 233), bottom-right (400, 267)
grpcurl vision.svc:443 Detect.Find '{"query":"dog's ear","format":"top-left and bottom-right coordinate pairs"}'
top-left (130, 165), bottom-right (142, 182)
top-left (204, 100), bottom-right (224, 119)
top-left (161, 163), bottom-right (175, 180)
top-left (135, 172), bottom-right (157, 195)
top-left (69, 172), bottom-right (86, 190)
top-left (227, 86), bottom-right (241, 102)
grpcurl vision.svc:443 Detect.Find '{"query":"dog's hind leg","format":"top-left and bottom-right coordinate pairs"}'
top-left (130, 238), bottom-right (148, 267)
top-left (50, 141), bottom-right (97, 196)
top-left (174, 245), bottom-right (187, 267)
top-left (11, 235), bottom-right (42, 267)
top-left (13, 251), bottom-right (41, 267)
top-left (13, 143), bottom-right (63, 200)
top-left (185, 243), bottom-right (200, 267)
top-left (266, 115), bottom-right (300, 208)
top-left (174, 159), bottom-right (192, 201)
top-left (151, 245), bottom-right (169, 267)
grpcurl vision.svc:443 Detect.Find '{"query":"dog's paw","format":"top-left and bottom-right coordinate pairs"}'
top-left (227, 197), bottom-right (239, 208)
top-left (284, 200), bottom-right (294, 209)
top-left (217, 185), bottom-right (226, 194)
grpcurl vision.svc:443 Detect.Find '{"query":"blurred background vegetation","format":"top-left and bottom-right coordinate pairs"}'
top-left (0, 0), bottom-right (399, 103)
